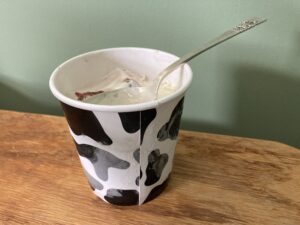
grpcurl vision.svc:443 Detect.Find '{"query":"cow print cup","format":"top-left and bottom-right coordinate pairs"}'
top-left (49, 48), bottom-right (192, 205)
top-left (60, 97), bottom-right (184, 205)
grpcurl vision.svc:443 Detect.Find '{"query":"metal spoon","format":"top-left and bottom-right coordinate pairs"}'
top-left (84, 17), bottom-right (267, 104)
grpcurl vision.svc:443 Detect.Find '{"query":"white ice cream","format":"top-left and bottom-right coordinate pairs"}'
top-left (74, 68), bottom-right (177, 105)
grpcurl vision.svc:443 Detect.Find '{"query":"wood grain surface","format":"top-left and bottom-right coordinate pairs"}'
top-left (0, 110), bottom-right (300, 225)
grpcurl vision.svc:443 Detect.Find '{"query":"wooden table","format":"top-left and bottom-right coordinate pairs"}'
top-left (0, 110), bottom-right (300, 225)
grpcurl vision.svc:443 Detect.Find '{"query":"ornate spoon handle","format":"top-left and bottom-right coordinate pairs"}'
top-left (155, 17), bottom-right (267, 93)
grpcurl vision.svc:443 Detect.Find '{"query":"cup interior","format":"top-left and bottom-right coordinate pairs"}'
top-left (50, 47), bottom-right (192, 112)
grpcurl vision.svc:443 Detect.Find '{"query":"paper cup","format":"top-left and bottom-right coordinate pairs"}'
top-left (49, 47), bottom-right (192, 205)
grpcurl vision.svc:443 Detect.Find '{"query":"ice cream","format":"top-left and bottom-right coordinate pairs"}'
top-left (75, 68), bottom-right (177, 105)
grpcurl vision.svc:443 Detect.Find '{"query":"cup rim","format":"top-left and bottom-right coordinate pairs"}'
top-left (49, 47), bottom-right (193, 112)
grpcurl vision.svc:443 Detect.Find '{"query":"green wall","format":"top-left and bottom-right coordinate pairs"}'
top-left (1, 1), bottom-right (299, 147)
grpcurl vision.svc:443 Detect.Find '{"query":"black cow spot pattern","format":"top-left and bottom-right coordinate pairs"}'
top-left (135, 168), bottom-right (143, 186)
top-left (133, 148), bottom-right (140, 163)
top-left (141, 109), bottom-right (156, 144)
top-left (145, 176), bottom-right (170, 203)
top-left (61, 102), bottom-right (112, 145)
top-left (118, 109), bottom-right (156, 144)
top-left (133, 148), bottom-right (141, 186)
top-left (118, 111), bottom-right (140, 133)
top-left (104, 189), bottom-right (139, 206)
top-left (83, 168), bottom-right (103, 191)
top-left (74, 141), bottom-right (97, 162)
top-left (157, 98), bottom-right (184, 141)
top-left (75, 143), bottom-right (130, 181)
top-left (145, 149), bottom-right (168, 186)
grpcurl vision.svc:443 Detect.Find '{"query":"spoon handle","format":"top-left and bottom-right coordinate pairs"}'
top-left (156, 17), bottom-right (267, 92)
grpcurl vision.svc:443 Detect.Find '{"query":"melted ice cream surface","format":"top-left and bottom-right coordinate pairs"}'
top-left (75, 68), bottom-right (177, 105)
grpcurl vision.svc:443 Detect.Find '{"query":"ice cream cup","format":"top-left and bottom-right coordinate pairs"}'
top-left (49, 47), bottom-right (192, 205)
